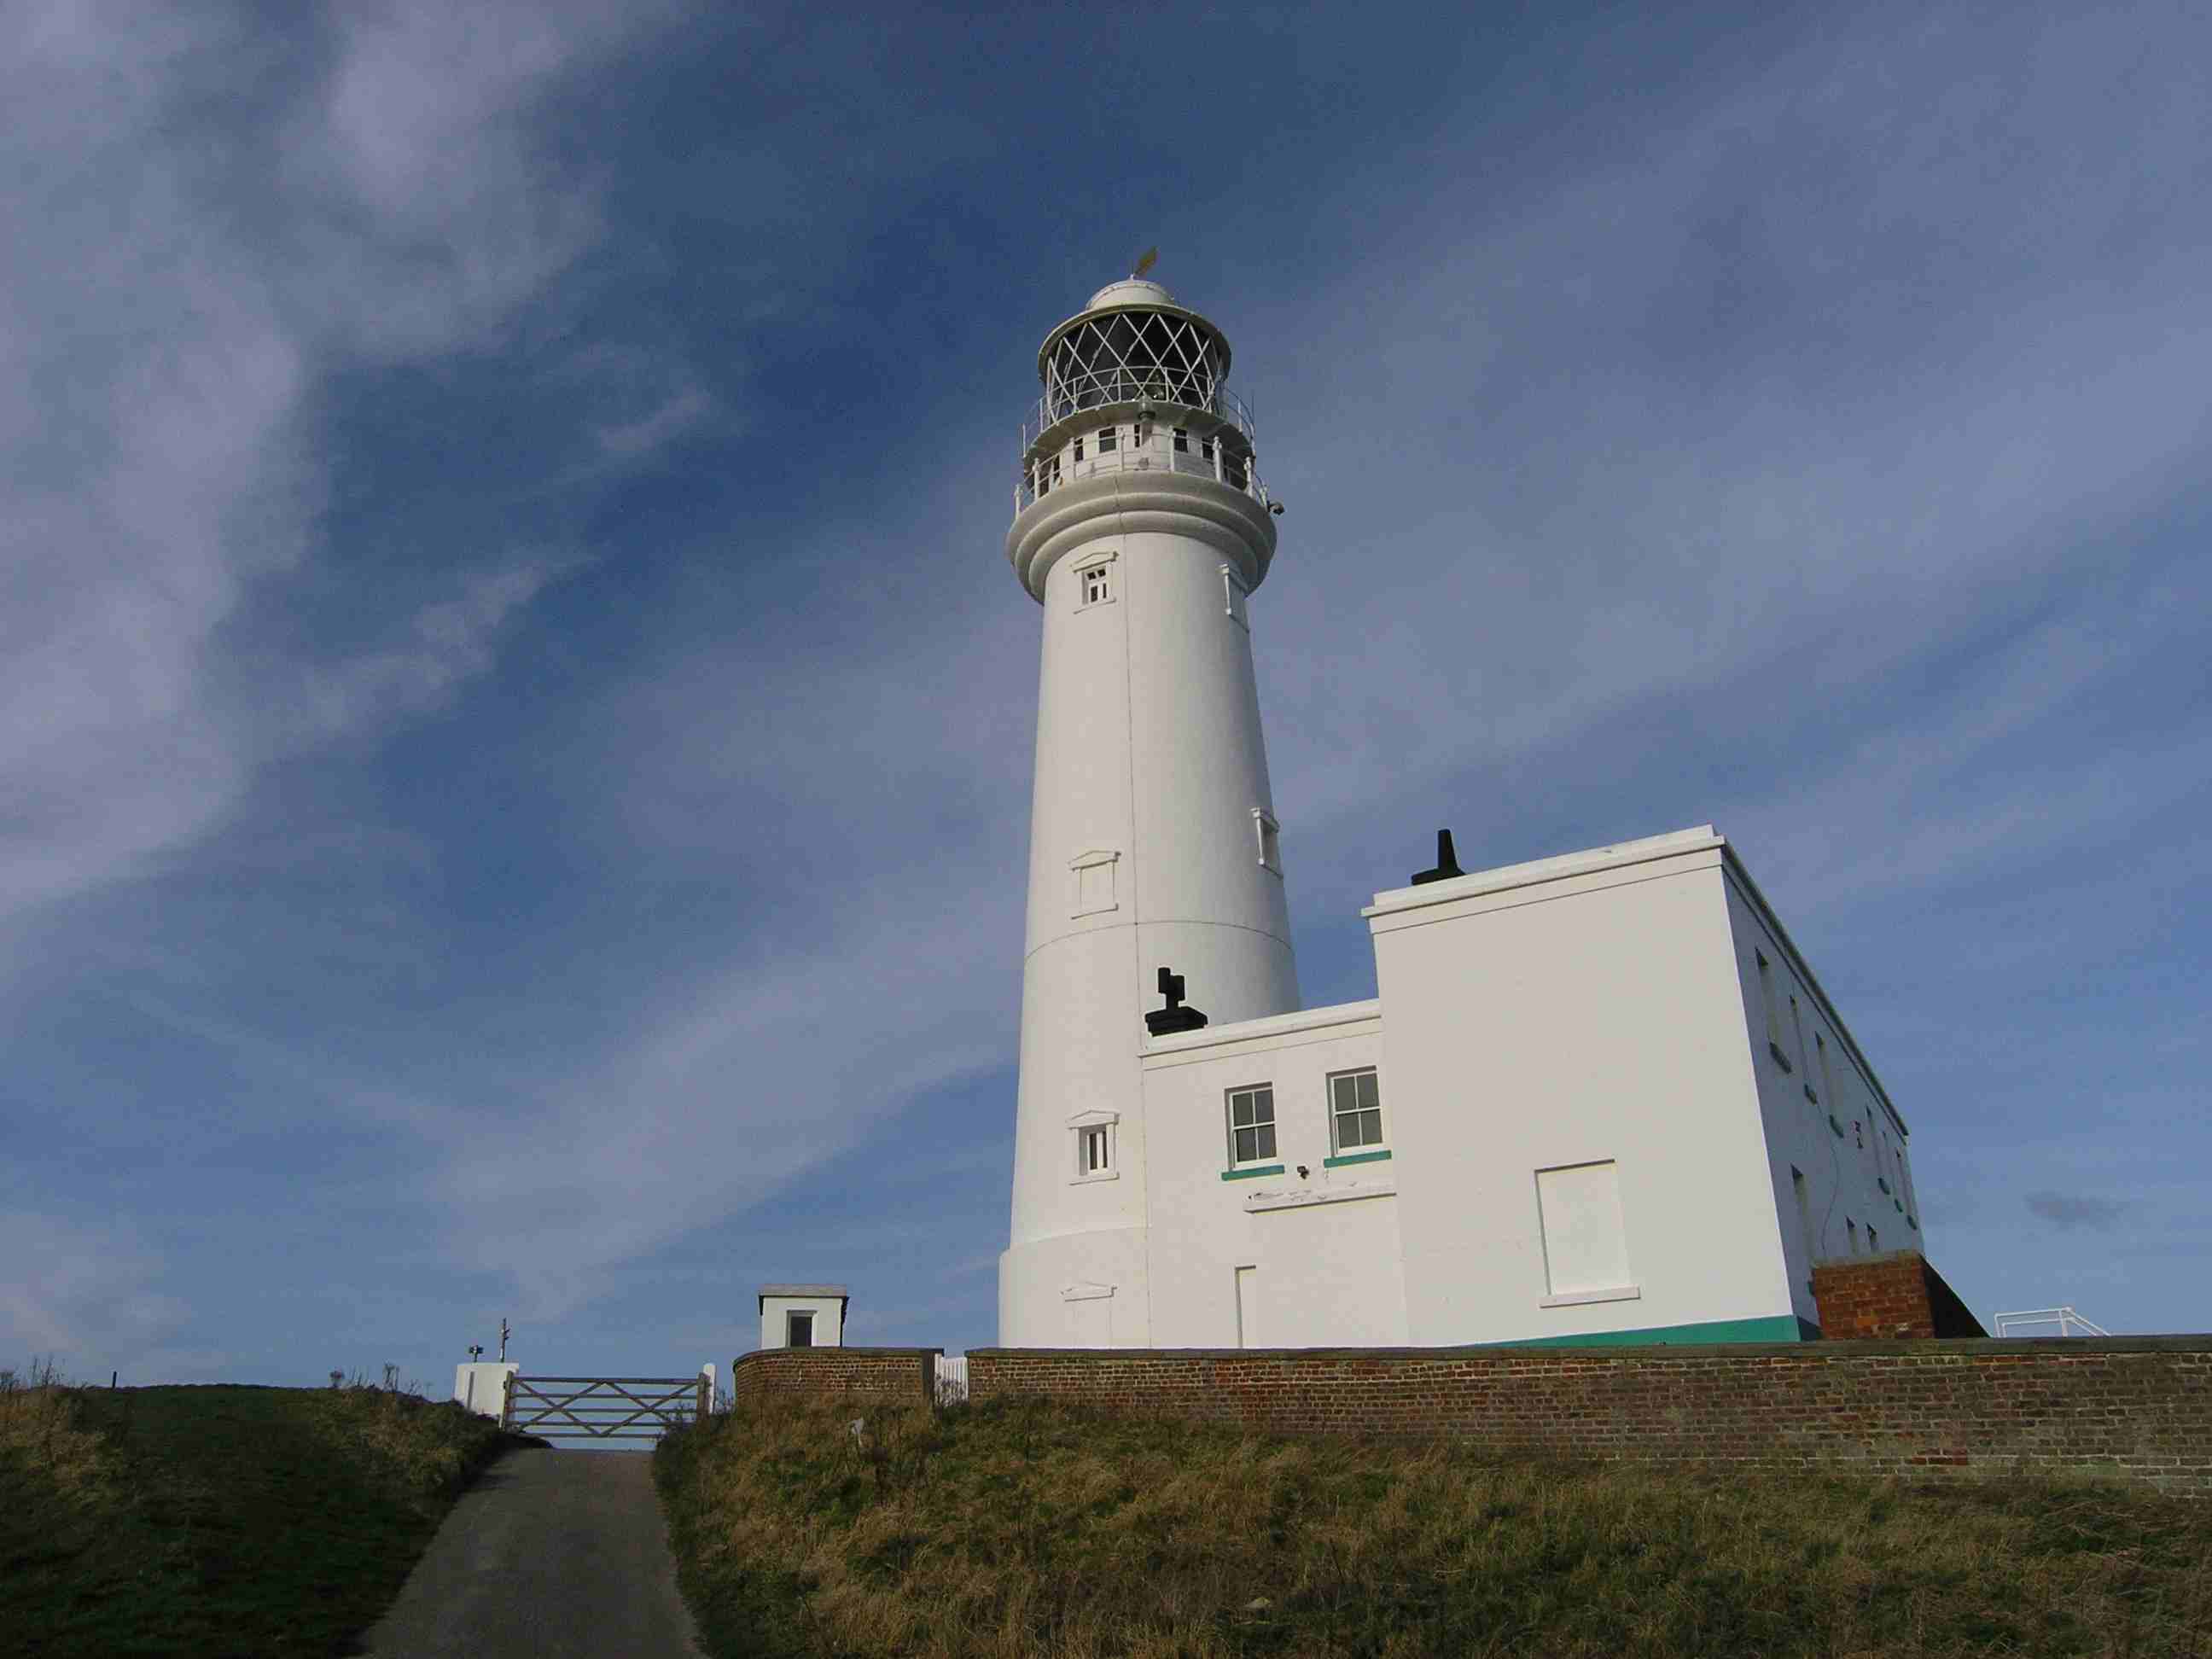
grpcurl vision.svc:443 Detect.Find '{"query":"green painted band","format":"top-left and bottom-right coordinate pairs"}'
top-left (1220, 1164), bottom-right (1284, 1180)
top-left (1322, 1150), bottom-right (1394, 1167)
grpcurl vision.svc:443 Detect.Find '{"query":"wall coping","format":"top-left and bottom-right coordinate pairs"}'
top-left (969, 1336), bottom-right (2207, 1361)
top-left (735, 1346), bottom-right (942, 1359)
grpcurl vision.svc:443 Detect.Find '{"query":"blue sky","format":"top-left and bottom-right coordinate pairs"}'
top-left (4, 0), bottom-right (2207, 1389)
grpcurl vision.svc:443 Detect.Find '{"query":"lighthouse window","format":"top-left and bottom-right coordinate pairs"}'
top-left (1173, 427), bottom-right (1190, 452)
top-left (1253, 807), bottom-right (1281, 874)
top-left (1227, 1086), bottom-right (1277, 1166)
top-left (1079, 562), bottom-right (1112, 608)
top-left (1078, 1125), bottom-right (1112, 1176)
top-left (1221, 564), bottom-right (1249, 629)
top-left (1200, 434), bottom-right (1215, 462)
top-left (1068, 1110), bottom-right (1120, 1183)
top-left (1073, 434), bottom-right (1086, 461)
top-left (1097, 424), bottom-right (1119, 453)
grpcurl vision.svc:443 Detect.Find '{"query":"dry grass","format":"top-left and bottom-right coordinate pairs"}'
top-left (0, 1358), bottom-right (119, 1515)
top-left (655, 1393), bottom-right (2212, 1658)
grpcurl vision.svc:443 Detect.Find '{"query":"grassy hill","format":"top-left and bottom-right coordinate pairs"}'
top-left (1, 1365), bottom-right (523, 1657)
top-left (655, 1393), bottom-right (2212, 1658)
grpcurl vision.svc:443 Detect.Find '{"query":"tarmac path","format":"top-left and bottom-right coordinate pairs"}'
top-left (357, 1447), bottom-right (707, 1657)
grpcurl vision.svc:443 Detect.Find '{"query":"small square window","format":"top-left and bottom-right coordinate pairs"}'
top-left (1329, 1068), bottom-right (1383, 1153)
top-left (1227, 1086), bottom-right (1276, 1166)
top-left (1097, 424), bottom-right (1119, 453)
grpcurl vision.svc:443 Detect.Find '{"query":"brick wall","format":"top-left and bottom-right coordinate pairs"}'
top-left (964, 1337), bottom-right (2212, 1493)
top-left (1813, 1249), bottom-right (1988, 1339)
top-left (730, 1346), bottom-right (939, 1402)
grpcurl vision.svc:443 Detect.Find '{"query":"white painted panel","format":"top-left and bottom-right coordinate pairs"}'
top-left (1070, 1294), bottom-right (1111, 1348)
top-left (1234, 1265), bottom-right (1258, 1348)
top-left (1536, 1161), bottom-right (1632, 1295)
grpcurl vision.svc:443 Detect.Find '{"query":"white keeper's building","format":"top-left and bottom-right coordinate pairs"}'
top-left (998, 276), bottom-right (1924, 1350)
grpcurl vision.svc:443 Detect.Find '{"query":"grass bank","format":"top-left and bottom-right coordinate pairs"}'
top-left (1, 1365), bottom-right (524, 1656)
top-left (655, 1394), bottom-right (2212, 1658)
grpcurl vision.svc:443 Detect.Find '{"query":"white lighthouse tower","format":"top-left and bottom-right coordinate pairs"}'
top-left (998, 274), bottom-right (1300, 1347)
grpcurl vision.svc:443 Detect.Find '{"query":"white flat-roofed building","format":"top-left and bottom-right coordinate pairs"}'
top-left (759, 1284), bottom-right (848, 1350)
top-left (995, 277), bottom-right (1926, 1350)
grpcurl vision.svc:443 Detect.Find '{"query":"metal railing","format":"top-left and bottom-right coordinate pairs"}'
top-left (1993, 1307), bottom-right (2111, 1338)
top-left (500, 1373), bottom-right (710, 1441)
top-left (1015, 434), bottom-right (1269, 520)
top-left (1022, 375), bottom-right (1256, 457)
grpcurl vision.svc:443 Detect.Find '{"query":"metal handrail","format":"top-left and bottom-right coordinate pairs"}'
top-left (1013, 439), bottom-right (1270, 521)
top-left (1993, 1307), bottom-right (2111, 1338)
top-left (1022, 376), bottom-right (1255, 456)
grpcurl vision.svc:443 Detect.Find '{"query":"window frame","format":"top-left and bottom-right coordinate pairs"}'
top-left (1068, 847), bottom-right (1120, 917)
top-left (1324, 1066), bottom-right (1388, 1161)
top-left (1068, 1109), bottom-right (1120, 1185)
top-left (1224, 1083), bottom-right (1280, 1173)
top-left (1073, 549), bottom-right (1118, 611)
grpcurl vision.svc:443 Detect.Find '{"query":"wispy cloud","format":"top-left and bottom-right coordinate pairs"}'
top-left (0, 1), bottom-right (673, 930)
top-left (596, 387), bottom-right (715, 459)
top-left (0, 1209), bottom-right (187, 1363)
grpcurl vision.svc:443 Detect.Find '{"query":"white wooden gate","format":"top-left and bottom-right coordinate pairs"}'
top-left (934, 1354), bottom-right (969, 1405)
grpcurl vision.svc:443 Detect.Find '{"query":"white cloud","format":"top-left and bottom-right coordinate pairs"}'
top-left (285, 560), bottom-right (577, 743)
top-left (0, 1), bottom-right (676, 931)
top-left (0, 1209), bottom-right (187, 1367)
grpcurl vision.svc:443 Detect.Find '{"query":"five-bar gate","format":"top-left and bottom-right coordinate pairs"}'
top-left (501, 1374), bottom-right (709, 1442)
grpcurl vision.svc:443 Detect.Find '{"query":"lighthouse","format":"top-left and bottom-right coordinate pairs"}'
top-left (998, 275), bottom-right (1301, 1347)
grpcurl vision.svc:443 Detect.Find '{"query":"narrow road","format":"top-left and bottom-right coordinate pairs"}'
top-left (357, 1447), bottom-right (706, 1657)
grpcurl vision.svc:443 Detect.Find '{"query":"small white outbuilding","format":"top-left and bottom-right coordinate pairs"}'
top-left (759, 1284), bottom-right (848, 1350)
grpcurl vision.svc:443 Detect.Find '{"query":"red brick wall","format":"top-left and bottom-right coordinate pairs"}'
top-left (1813, 1250), bottom-right (1987, 1339)
top-left (730, 1347), bottom-right (939, 1402)
top-left (964, 1338), bottom-right (2212, 1493)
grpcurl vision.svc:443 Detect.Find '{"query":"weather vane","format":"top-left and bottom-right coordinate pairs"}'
top-left (1132, 246), bottom-right (1158, 279)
